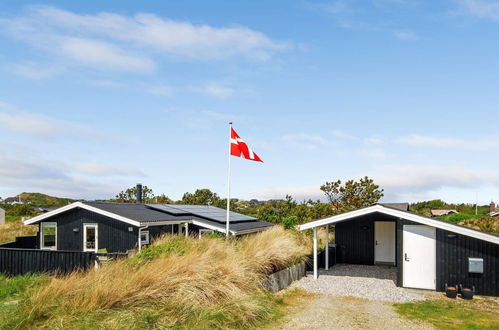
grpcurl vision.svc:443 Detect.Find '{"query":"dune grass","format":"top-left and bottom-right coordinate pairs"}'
top-left (1, 226), bottom-right (309, 329)
top-left (0, 220), bottom-right (37, 244)
top-left (395, 298), bottom-right (499, 329)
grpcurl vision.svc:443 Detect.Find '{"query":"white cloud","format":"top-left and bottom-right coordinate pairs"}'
top-left (59, 37), bottom-right (155, 73)
top-left (0, 156), bottom-right (142, 199)
top-left (148, 85), bottom-right (174, 97)
top-left (330, 129), bottom-right (357, 140)
top-left (191, 83), bottom-right (236, 98)
top-left (364, 137), bottom-right (384, 145)
top-left (201, 110), bottom-right (240, 121)
top-left (91, 80), bottom-right (127, 88)
top-left (75, 162), bottom-right (144, 176)
top-left (397, 134), bottom-right (499, 151)
top-left (0, 110), bottom-right (106, 139)
top-left (370, 164), bottom-right (499, 201)
top-left (393, 30), bottom-right (419, 40)
top-left (5, 61), bottom-right (63, 79)
top-left (281, 133), bottom-right (330, 150)
top-left (459, 0), bottom-right (499, 21)
top-left (253, 164), bottom-right (499, 203)
top-left (0, 5), bottom-right (286, 74)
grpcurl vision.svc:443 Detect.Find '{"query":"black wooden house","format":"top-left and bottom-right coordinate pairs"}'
top-left (24, 201), bottom-right (273, 253)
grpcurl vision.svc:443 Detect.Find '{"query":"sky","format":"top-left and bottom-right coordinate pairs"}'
top-left (1, 0), bottom-right (499, 204)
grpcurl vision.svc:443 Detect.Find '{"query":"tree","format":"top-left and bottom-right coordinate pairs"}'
top-left (7, 204), bottom-right (36, 216)
top-left (320, 176), bottom-right (384, 212)
top-left (180, 189), bottom-right (221, 206)
top-left (152, 194), bottom-right (174, 204)
top-left (115, 185), bottom-right (155, 203)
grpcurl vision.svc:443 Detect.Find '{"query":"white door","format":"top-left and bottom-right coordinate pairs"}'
top-left (375, 221), bottom-right (396, 264)
top-left (83, 224), bottom-right (98, 252)
top-left (403, 225), bottom-right (436, 290)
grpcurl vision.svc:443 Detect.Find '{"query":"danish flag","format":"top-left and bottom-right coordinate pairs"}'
top-left (230, 126), bottom-right (263, 162)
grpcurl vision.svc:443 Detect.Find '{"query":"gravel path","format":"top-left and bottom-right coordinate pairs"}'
top-left (289, 264), bottom-right (425, 303)
top-left (275, 295), bottom-right (433, 330)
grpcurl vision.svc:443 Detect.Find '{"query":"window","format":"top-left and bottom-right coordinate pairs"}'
top-left (140, 231), bottom-right (150, 245)
top-left (41, 222), bottom-right (57, 250)
top-left (83, 224), bottom-right (98, 252)
top-left (199, 229), bottom-right (214, 239)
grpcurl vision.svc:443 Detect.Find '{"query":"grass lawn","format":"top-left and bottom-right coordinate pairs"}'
top-left (395, 296), bottom-right (499, 329)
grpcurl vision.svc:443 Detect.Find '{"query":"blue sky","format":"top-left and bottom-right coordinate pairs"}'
top-left (1, 0), bottom-right (499, 204)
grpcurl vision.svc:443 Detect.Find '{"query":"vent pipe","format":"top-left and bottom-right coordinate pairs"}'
top-left (136, 183), bottom-right (143, 204)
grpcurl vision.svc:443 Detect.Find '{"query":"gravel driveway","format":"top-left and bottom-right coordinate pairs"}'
top-left (289, 264), bottom-right (425, 303)
top-left (276, 264), bottom-right (432, 329)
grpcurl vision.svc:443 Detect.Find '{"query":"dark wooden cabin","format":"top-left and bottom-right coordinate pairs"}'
top-left (24, 201), bottom-right (273, 253)
top-left (300, 203), bottom-right (499, 297)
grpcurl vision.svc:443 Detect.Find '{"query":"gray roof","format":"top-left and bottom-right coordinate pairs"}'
top-left (146, 204), bottom-right (257, 223)
top-left (380, 203), bottom-right (409, 211)
top-left (84, 202), bottom-right (193, 222)
top-left (82, 202), bottom-right (272, 234)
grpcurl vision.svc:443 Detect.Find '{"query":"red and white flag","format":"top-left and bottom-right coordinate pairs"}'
top-left (230, 126), bottom-right (263, 162)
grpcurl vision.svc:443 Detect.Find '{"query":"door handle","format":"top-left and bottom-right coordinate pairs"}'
top-left (405, 253), bottom-right (410, 261)
top-left (375, 240), bottom-right (378, 245)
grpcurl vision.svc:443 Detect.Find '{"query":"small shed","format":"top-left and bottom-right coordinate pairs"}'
top-left (299, 204), bottom-right (499, 296)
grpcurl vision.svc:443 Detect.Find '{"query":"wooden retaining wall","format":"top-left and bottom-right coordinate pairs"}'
top-left (263, 261), bottom-right (306, 293)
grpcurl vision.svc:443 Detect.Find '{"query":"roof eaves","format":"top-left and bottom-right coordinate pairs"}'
top-left (299, 204), bottom-right (499, 245)
top-left (24, 201), bottom-right (141, 227)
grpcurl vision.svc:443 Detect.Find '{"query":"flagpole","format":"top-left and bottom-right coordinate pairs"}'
top-left (226, 122), bottom-right (232, 238)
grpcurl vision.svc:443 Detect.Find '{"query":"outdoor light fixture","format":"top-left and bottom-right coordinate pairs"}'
top-left (128, 227), bottom-right (134, 232)
top-left (447, 234), bottom-right (457, 238)
top-left (73, 228), bottom-right (79, 233)
top-left (362, 226), bottom-right (369, 230)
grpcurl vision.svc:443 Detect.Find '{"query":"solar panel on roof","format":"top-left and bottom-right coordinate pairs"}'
top-left (146, 204), bottom-right (257, 223)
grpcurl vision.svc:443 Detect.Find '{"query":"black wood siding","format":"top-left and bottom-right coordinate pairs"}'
top-left (39, 208), bottom-right (139, 253)
top-left (335, 213), bottom-right (398, 265)
top-left (335, 215), bottom-right (375, 264)
top-left (436, 229), bottom-right (499, 296)
top-left (0, 248), bottom-right (94, 276)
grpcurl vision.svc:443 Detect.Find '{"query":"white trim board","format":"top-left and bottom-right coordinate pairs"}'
top-left (24, 202), bottom-right (271, 236)
top-left (24, 202), bottom-right (141, 226)
top-left (298, 204), bottom-right (499, 245)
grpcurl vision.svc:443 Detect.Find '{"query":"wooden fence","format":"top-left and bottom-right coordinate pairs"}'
top-left (0, 235), bottom-right (38, 249)
top-left (0, 248), bottom-right (95, 276)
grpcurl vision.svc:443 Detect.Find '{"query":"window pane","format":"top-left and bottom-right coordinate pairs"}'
top-left (42, 225), bottom-right (56, 248)
top-left (86, 227), bottom-right (96, 249)
top-left (141, 231), bottom-right (149, 245)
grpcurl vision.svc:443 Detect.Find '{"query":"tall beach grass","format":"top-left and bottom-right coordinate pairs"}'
top-left (6, 226), bottom-right (309, 329)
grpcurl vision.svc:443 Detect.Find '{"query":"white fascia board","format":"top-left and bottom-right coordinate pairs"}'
top-left (140, 220), bottom-right (193, 226)
top-left (232, 226), bottom-right (272, 236)
top-left (191, 220), bottom-right (231, 234)
top-left (299, 205), bottom-right (381, 230)
top-left (299, 205), bottom-right (499, 245)
top-left (24, 202), bottom-right (141, 227)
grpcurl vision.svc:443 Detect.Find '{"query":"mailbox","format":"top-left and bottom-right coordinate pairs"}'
top-left (468, 258), bottom-right (483, 274)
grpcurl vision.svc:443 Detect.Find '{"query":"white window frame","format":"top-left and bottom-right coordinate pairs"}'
top-left (83, 223), bottom-right (99, 252)
top-left (40, 222), bottom-right (57, 250)
top-left (140, 230), bottom-right (150, 246)
top-left (199, 229), bottom-right (214, 239)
